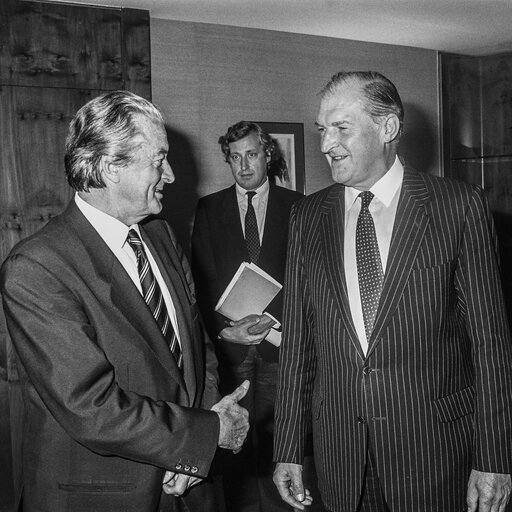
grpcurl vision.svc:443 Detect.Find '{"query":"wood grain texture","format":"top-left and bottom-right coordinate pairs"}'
top-left (151, 19), bottom-right (440, 250)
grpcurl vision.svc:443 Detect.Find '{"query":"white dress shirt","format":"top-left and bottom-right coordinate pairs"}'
top-left (75, 194), bottom-right (181, 345)
top-left (344, 157), bottom-right (404, 354)
top-left (234, 178), bottom-right (281, 344)
top-left (236, 178), bottom-right (269, 243)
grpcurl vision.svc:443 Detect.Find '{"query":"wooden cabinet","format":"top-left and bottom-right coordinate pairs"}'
top-left (441, 51), bottom-right (512, 323)
top-left (0, 2), bottom-right (151, 510)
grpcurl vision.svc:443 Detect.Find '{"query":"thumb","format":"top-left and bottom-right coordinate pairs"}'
top-left (291, 470), bottom-right (305, 502)
top-left (226, 380), bottom-right (250, 403)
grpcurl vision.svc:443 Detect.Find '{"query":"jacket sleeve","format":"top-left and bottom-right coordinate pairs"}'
top-left (1, 251), bottom-right (220, 478)
top-left (455, 185), bottom-right (512, 474)
top-left (273, 204), bottom-right (317, 464)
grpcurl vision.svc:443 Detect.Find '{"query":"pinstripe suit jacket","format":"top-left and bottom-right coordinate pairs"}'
top-left (274, 168), bottom-right (512, 512)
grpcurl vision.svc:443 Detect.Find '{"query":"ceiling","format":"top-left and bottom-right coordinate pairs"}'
top-left (47, 0), bottom-right (512, 56)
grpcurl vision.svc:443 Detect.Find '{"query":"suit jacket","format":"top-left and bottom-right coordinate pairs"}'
top-left (191, 183), bottom-right (303, 368)
top-left (0, 200), bottom-right (220, 512)
top-left (274, 169), bottom-right (512, 512)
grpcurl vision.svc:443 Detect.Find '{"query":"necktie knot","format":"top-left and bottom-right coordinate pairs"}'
top-left (247, 191), bottom-right (256, 203)
top-left (359, 191), bottom-right (374, 210)
top-left (127, 229), bottom-right (143, 254)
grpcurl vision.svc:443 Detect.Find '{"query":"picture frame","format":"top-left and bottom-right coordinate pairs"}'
top-left (252, 122), bottom-right (305, 194)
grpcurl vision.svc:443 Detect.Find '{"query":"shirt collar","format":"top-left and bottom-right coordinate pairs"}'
top-left (75, 193), bottom-right (133, 251)
top-left (236, 177), bottom-right (270, 203)
top-left (345, 156), bottom-right (404, 212)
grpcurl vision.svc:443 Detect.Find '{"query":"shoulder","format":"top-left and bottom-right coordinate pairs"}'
top-left (293, 184), bottom-right (342, 216)
top-left (405, 168), bottom-right (483, 205)
top-left (196, 186), bottom-right (235, 210)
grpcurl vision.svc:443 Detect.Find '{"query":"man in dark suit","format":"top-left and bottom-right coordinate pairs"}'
top-left (273, 71), bottom-right (512, 512)
top-left (191, 121), bottom-right (304, 511)
top-left (0, 90), bottom-right (250, 512)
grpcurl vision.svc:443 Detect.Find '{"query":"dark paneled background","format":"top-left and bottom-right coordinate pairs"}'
top-left (0, 1), bottom-right (151, 509)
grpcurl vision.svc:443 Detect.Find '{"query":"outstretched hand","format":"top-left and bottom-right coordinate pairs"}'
top-left (211, 380), bottom-right (250, 453)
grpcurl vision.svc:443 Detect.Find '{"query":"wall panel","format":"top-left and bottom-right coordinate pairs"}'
top-left (151, 20), bottom-right (440, 249)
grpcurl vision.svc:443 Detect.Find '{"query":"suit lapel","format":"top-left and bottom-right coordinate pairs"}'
top-left (320, 185), bottom-right (362, 356)
top-left (141, 227), bottom-right (190, 401)
top-left (367, 169), bottom-right (431, 356)
top-left (220, 186), bottom-right (250, 263)
top-left (64, 202), bottom-right (188, 396)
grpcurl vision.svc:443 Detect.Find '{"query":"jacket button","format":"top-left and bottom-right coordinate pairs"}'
top-left (184, 465), bottom-right (191, 472)
top-left (175, 463), bottom-right (182, 470)
top-left (363, 367), bottom-right (373, 375)
top-left (357, 416), bottom-right (367, 424)
top-left (191, 466), bottom-right (198, 474)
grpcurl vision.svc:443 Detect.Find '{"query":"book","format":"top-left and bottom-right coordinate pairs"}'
top-left (214, 262), bottom-right (282, 322)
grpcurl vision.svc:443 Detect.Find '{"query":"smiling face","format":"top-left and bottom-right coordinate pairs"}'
top-left (316, 82), bottom-right (392, 191)
top-left (227, 132), bottom-right (270, 191)
top-left (111, 115), bottom-right (174, 225)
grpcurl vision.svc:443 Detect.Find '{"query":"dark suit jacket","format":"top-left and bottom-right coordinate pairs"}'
top-left (274, 169), bottom-right (512, 512)
top-left (191, 183), bottom-right (303, 370)
top-left (0, 200), bottom-right (220, 512)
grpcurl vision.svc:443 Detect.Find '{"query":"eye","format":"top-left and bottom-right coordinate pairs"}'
top-left (248, 152), bottom-right (258, 159)
top-left (230, 154), bottom-right (240, 162)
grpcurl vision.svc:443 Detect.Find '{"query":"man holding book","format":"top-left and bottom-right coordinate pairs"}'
top-left (191, 121), bottom-right (303, 512)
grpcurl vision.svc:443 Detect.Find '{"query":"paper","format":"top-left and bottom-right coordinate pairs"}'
top-left (215, 262), bottom-right (282, 321)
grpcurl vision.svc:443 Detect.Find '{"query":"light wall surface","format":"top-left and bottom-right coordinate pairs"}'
top-left (151, 19), bottom-right (440, 248)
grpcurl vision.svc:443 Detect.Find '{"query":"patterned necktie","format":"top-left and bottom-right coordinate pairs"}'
top-left (245, 191), bottom-right (260, 263)
top-left (126, 229), bottom-right (182, 370)
top-left (356, 191), bottom-right (384, 341)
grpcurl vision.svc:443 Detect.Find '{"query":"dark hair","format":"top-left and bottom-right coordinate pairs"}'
top-left (64, 90), bottom-right (164, 192)
top-left (320, 71), bottom-right (404, 134)
top-left (218, 121), bottom-right (290, 183)
top-left (218, 121), bottom-right (275, 162)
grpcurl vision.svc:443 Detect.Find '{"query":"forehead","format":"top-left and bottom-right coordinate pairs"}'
top-left (228, 132), bottom-right (263, 153)
top-left (317, 84), bottom-right (367, 125)
top-left (132, 115), bottom-right (168, 154)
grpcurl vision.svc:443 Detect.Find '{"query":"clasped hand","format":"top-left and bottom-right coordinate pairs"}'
top-left (162, 381), bottom-right (251, 496)
top-left (219, 314), bottom-right (275, 345)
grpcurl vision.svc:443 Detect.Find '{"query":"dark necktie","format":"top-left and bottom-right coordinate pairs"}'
top-left (126, 229), bottom-right (182, 370)
top-left (356, 191), bottom-right (384, 341)
top-left (245, 191), bottom-right (260, 263)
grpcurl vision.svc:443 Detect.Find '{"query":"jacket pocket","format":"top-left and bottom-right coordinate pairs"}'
top-left (433, 385), bottom-right (474, 423)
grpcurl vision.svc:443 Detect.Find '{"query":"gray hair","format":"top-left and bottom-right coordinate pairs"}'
top-left (320, 71), bottom-right (404, 134)
top-left (64, 90), bottom-right (164, 192)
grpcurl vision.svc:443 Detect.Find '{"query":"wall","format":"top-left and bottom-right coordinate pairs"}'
top-left (151, 19), bottom-right (440, 249)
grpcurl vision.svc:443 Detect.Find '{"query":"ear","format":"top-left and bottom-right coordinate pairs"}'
top-left (265, 152), bottom-right (271, 163)
top-left (382, 114), bottom-right (401, 143)
top-left (100, 155), bottom-right (121, 184)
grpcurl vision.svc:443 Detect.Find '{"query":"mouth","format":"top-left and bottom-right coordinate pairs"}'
top-left (330, 154), bottom-right (348, 161)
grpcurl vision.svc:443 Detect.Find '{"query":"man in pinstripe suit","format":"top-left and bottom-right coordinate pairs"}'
top-left (273, 71), bottom-right (512, 512)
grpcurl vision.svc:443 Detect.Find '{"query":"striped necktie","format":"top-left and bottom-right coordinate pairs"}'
top-left (245, 191), bottom-right (260, 263)
top-left (356, 191), bottom-right (384, 341)
top-left (126, 229), bottom-right (182, 370)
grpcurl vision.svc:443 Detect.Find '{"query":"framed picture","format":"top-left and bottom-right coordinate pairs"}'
top-left (252, 122), bottom-right (305, 193)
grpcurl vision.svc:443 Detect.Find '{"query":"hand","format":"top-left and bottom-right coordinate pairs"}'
top-left (211, 380), bottom-right (250, 453)
top-left (467, 470), bottom-right (511, 512)
top-left (162, 471), bottom-right (202, 496)
top-left (273, 462), bottom-right (313, 510)
top-left (219, 315), bottom-right (271, 345)
top-left (247, 314), bottom-right (276, 335)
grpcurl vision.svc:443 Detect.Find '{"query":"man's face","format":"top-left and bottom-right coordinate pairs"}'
top-left (316, 83), bottom-right (388, 190)
top-left (227, 132), bottom-right (270, 191)
top-left (113, 115), bottom-right (174, 225)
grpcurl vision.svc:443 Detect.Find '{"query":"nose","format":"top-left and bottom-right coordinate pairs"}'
top-left (162, 159), bottom-right (175, 184)
top-left (320, 128), bottom-right (337, 154)
top-left (241, 155), bottom-right (249, 171)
